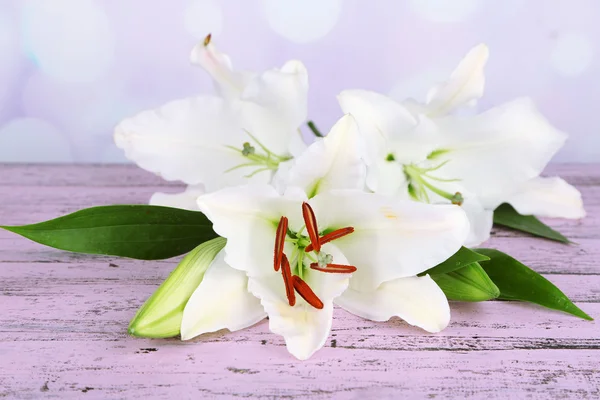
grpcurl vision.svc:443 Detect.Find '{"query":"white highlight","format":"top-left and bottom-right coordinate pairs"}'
top-left (263, 0), bottom-right (342, 44)
top-left (22, 0), bottom-right (115, 83)
top-left (550, 32), bottom-right (594, 77)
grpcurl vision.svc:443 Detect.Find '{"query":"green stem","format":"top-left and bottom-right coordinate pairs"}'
top-left (307, 121), bottom-right (324, 138)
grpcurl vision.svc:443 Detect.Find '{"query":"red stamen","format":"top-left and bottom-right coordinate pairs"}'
top-left (309, 263), bottom-right (357, 274)
top-left (305, 227), bottom-right (354, 252)
top-left (292, 275), bottom-right (324, 309)
top-left (302, 202), bottom-right (321, 252)
top-left (280, 254), bottom-right (296, 307)
top-left (274, 216), bottom-right (288, 271)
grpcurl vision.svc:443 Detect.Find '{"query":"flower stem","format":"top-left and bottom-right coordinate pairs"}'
top-left (307, 121), bottom-right (324, 138)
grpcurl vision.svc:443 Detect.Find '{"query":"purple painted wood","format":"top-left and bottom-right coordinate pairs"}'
top-left (0, 164), bottom-right (598, 399)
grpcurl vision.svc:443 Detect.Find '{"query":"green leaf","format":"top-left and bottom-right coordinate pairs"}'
top-left (128, 237), bottom-right (226, 338)
top-left (419, 246), bottom-right (490, 276)
top-left (431, 262), bottom-right (500, 302)
top-left (476, 248), bottom-right (593, 320)
top-left (1, 205), bottom-right (217, 260)
top-left (493, 203), bottom-right (569, 243)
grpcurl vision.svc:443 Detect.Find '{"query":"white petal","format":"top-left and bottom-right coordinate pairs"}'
top-left (149, 185), bottom-right (205, 211)
top-left (114, 96), bottom-right (270, 190)
top-left (311, 190), bottom-right (470, 292)
top-left (190, 39), bottom-right (254, 101)
top-left (181, 251), bottom-right (266, 340)
top-left (461, 197), bottom-right (494, 247)
top-left (434, 98), bottom-right (568, 208)
top-left (426, 43), bottom-right (489, 116)
top-left (339, 90), bottom-right (440, 164)
top-left (336, 275), bottom-right (450, 333)
top-left (365, 159), bottom-right (408, 196)
top-left (197, 184), bottom-right (306, 277)
top-left (283, 114), bottom-right (366, 197)
top-left (240, 60), bottom-right (309, 155)
top-left (338, 90), bottom-right (417, 162)
top-left (246, 243), bottom-right (350, 360)
top-left (507, 177), bottom-right (586, 219)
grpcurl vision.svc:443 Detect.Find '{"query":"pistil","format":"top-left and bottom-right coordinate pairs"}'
top-left (403, 163), bottom-right (463, 205)
top-left (225, 131), bottom-right (292, 178)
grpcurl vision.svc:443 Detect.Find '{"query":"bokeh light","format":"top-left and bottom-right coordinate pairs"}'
top-left (21, 0), bottom-right (115, 83)
top-left (263, 0), bottom-right (342, 44)
top-left (550, 32), bottom-right (594, 77)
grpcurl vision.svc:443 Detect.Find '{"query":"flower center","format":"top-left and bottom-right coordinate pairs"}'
top-left (273, 202), bottom-right (356, 309)
top-left (225, 130), bottom-right (293, 178)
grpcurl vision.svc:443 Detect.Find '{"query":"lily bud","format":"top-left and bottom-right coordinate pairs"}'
top-left (128, 237), bottom-right (226, 338)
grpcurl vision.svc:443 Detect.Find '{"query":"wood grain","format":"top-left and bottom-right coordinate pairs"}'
top-left (0, 164), bottom-right (598, 399)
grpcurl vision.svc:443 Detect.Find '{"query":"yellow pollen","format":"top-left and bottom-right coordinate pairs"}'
top-left (380, 207), bottom-right (398, 220)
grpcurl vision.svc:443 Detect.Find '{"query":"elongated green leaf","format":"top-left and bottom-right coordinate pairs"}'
top-left (476, 248), bottom-right (592, 320)
top-left (419, 246), bottom-right (490, 276)
top-left (493, 203), bottom-right (569, 243)
top-left (129, 237), bottom-right (226, 338)
top-left (1, 205), bottom-right (217, 260)
top-left (431, 262), bottom-right (500, 301)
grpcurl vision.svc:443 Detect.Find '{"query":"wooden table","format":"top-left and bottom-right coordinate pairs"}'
top-left (0, 164), bottom-right (598, 399)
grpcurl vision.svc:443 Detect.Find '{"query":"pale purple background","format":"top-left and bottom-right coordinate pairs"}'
top-left (0, 0), bottom-right (598, 163)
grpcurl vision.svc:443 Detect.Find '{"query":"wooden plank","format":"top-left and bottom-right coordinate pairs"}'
top-left (0, 342), bottom-right (598, 399)
top-left (1, 298), bottom-right (597, 343)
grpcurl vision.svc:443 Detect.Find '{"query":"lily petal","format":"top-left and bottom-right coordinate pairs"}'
top-left (462, 197), bottom-right (494, 247)
top-left (181, 250), bottom-right (266, 340)
top-left (311, 190), bottom-right (470, 292)
top-left (197, 184), bottom-right (306, 277)
top-left (114, 96), bottom-right (270, 190)
top-left (335, 275), bottom-right (450, 333)
top-left (507, 176), bottom-right (586, 219)
top-left (434, 98), bottom-right (567, 208)
top-left (426, 44), bottom-right (489, 116)
top-left (240, 60), bottom-right (309, 155)
top-left (282, 114), bottom-right (366, 198)
top-left (190, 37), bottom-right (255, 101)
top-left (247, 243), bottom-right (350, 360)
top-left (338, 90), bottom-right (420, 163)
top-left (150, 185), bottom-right (205, 211)
top-left (364, 158), bottom-right (408, 196)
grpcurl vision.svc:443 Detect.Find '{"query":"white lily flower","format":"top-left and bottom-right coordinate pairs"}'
top-left (184, 115), bottom-right (470, 360)
top-left (339, 43), bottom-right (584, 245)
top-left (114, 34), bottom-right (308, 200)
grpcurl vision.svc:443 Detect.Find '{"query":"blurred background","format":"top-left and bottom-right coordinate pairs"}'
top-left (0, 0), bottom-right (598, 163)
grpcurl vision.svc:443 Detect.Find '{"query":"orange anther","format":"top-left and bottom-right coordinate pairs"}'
top-left (305, 227), bottom-right (354, 252)
top-left (309, 263), bottom-right (357, 274)
top-left (274, 216), bottom-right (288, 272)
top-left (292, 275), bottom-right (324, 309)
top-left (281, 254), bottom-right (296, 307)
top-left (302, 202), bottom-right (321, 253)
